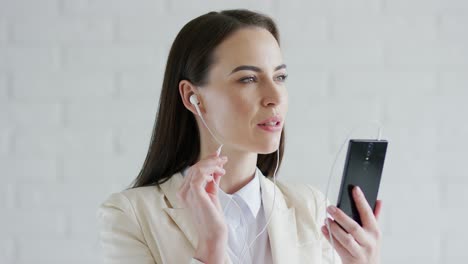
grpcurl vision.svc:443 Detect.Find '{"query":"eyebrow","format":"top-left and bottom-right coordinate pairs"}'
top-left (229, 64), bottom-right (287, 75)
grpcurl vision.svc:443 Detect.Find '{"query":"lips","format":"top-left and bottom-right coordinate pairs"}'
top-left (257, 115), bottom-right (282, 126)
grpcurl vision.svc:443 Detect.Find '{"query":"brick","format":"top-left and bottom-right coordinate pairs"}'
top-left (435, 122), bottom-right (468, 180)
top-left (0, 72), bottom-right (8, 99)
top-left (436, 106), bottom-right (468, 153)
top-left (63, 153), bottom-right (142, 187)
top-left (282, 69), bottom-right (330, 113)
top-left (11, 18), bottom-right (114, 44)
top-left (0, 19), bottom-right (7, 43)
top-left (68, 207), bottom-right (101, 239)
top-left (0, 239), bottom-right (16, 264)
top-left (0, 157), bottom-right (58, 183)
top-left (281, 125), bottom-right (334, 183)
top-left (11, 71), bottom-right (115, 100)
top-left (118, 70), bottom-right (162, 100)
top-left (439, 71), bottom-right (468, 96)
top-left (0, 128), bottom-right (12, 156)
top-left (381, 234), bottom-right (441, 263)
top-left (65, 99), bottom-right (156, 128)
top-left (331, 15), bottom-right (437, 44)
top-left (17, 182), bottom-right (112, 209)
top-left (0, 184), bottom-right (16, 209)
top-left (290, 41), bottom-right (384, 69)
top-left (0, 102), bottom-right (62, 129)
top-left (278, 16), bottom-right (329, 57)
top-left (62, 0), bottom-right (164, 18)
top-left (116, 15), bottom-right (175, 47)
top-left (376, 125), bottom-right (439, 184)
top-left (441, 182), bottom-right (468, 210)
top-left (439, 16), bottom-right (468, 44)
top-left (333, 70), bottom-right (437, 98)
top-left (0, 46), bottom-right (58, 70)
top-left (380, 182), bottom-right (441, 233)
top-left (62, 45), bottom-right (162, 71)
top-left (382, 0), bottom-right (440, 15)
top-left (13, 127), bottom-right (115, 158)
top-left (442, 234), bottom-right (468, 262)
top-left (277, 0), bottom-right (381, 16)
top-left (16, 238), bottom-right (98, 264)
top-left (0, 0), bottom-right (59, 18)
top-left (0, 209), bottom-right (67, 237)
top-left (309, 96), bottom-right (384, 126)
top-left (167, 0), bottom-right (275, 17)
top-left (116, 125), bottom-right (154, 156)
top-left (383, 95), bottom-right (441, 126)
top-left (439, 0), bottom-right (468, 14)
top-left (385, 42), bottom-right (468, 68)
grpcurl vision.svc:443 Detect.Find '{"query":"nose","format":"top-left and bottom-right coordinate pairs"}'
top-left (262, 81), bottom-right (285, 111)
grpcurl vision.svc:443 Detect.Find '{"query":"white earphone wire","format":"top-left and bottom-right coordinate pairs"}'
top-left (191, 94), bottom-right (280, 264)
top-left (324, 121), bottom-right (384, 263)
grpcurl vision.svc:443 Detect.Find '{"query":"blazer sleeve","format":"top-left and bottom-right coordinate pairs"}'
top-left (306, 185), bottom-right (343, 264)
top-left (97, 192), bottom-right (207, 264)
top-left (97, 192), bottom-right (158, 264)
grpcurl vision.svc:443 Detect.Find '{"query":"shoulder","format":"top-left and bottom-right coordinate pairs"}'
top-left (98, 185), bottom-right (166, 217)
top-left (275, 180), bottom-right (328, 220)
top-left (97, 186), bottom-right (168, 222)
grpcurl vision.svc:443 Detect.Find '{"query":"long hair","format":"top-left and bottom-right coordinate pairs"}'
top-left (130, 9), bottom-right (286, 188)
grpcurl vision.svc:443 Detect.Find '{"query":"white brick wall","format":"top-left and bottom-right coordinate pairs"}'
top-left (0, 0), bottom-right (466, 263)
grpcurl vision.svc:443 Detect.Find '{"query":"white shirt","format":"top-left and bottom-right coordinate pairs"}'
top-left (182, 167), bottom-right (273, 264)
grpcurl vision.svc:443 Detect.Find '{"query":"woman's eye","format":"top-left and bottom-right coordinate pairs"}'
top-left (276, 74), bottom-right (288, 82)
top-left (239, 76), bottom-right (257, 83)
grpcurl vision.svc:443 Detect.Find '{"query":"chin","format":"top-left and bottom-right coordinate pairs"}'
top-left (256, 142), bottom-right (280, 155)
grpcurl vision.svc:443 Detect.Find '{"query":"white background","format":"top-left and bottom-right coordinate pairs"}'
top-left (0, 0), bottom-right (467, 263)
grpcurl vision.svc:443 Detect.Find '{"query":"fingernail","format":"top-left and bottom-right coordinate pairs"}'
top-left (327, 206), bottom-right (337, 214)
top-left (356, 186), bottom-right (362, 195)
top-left (322, 225), bottom-right (328, 234)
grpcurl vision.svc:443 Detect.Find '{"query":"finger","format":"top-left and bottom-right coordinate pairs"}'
top-left (353, 186), bottom-right (378, 230)
top-left (326, 205), bottom-right (367, 245)
top-left (177, 169), bottom-right (192, 204)
top-left (324, 218), bottom-right (362, 258)
top-left (374, 200), bottom-right (383, 220)
top-left (205, 169), bottom-right (225, 194)
top-left (205, 173), bottom-right (224, 210)
top-left (321, 223), bottom-right (354, 260)
top-left (190, 165), bottom-right (225, 191)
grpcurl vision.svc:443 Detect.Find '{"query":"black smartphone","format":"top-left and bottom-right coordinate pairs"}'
top-left (336, 139), bottom-right (388, 227)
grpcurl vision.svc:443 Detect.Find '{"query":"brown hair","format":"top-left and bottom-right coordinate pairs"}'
top-left (130, 9), bottom-right (286, 188)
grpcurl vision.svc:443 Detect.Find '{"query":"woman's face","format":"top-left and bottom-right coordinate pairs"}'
top-left (199, 26), bottom-right (288, 154)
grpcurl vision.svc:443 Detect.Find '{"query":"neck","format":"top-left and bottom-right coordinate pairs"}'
top-left (198, 143), bottom-right (257, 194)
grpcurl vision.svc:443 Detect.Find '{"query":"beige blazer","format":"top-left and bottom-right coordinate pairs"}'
top-left (97, 170), bottom-right (341, 264)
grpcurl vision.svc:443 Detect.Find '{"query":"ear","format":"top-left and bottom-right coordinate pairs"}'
top-left (179, 80), bottom-right (204, 117)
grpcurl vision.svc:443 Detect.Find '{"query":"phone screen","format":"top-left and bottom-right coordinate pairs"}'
top-left (336, 139), bottom-right (388, 226)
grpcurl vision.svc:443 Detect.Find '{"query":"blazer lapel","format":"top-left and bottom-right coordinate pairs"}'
top-left (160, 172), bottom-right (233, 264)
top-left (259, 175), bottom-right (300, 264)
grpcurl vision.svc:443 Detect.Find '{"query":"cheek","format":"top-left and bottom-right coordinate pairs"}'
top-left (214, 95), bottom-right (254, 131)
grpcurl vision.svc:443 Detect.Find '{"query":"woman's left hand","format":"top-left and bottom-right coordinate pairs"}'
top-left (321, 186), bottom-right (383, 264)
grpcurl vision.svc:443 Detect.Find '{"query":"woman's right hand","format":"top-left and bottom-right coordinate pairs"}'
top-left (176, 150), bottom-right (229, 264)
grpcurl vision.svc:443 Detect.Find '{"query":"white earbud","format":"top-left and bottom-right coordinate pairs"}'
top-left (189, 94), bottom-right (199, 106)
top-left (190, 94), bottom-right (204, 118)
top-left (189, 93), bottom-right (222, 155)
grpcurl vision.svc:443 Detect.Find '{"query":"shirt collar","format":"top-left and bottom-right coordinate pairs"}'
top-left (182, 166), bottom-right (262, 219)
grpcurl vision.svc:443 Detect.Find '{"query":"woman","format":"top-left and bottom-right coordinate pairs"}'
top-left (97, 9), bottom-right (383, 264)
